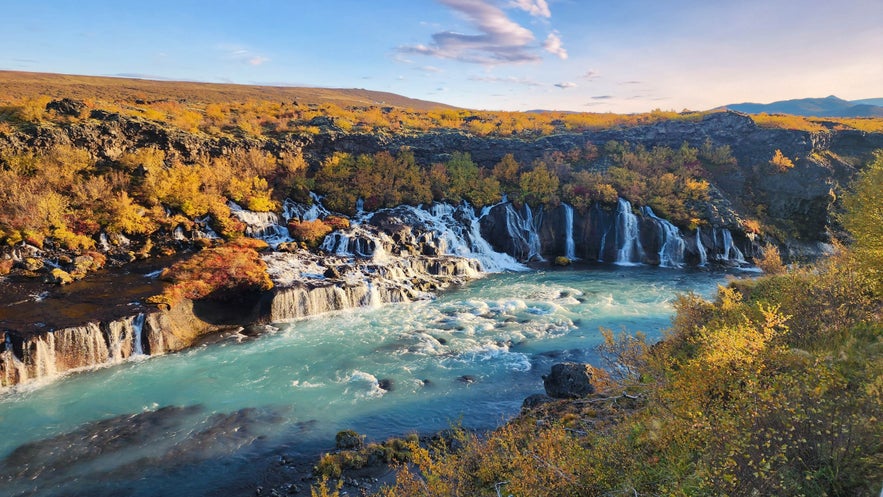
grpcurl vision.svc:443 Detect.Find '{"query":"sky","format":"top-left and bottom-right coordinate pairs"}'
top-left (2, 0), bottom-right (881, 113)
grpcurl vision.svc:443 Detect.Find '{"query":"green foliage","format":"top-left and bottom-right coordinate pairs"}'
top-left (441, 152), bottom-right (501, 205)
top-left (518, 163), bottom-right (559, 206)
top-left (839, 150), bottom-right (883, 296)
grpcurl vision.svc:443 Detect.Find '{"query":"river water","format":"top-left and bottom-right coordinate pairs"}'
top-left (0, 266), bottom-right (731, 496)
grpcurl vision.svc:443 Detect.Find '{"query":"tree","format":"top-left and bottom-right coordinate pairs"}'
top-left (839, 150), bottom-right (883, 295)
top-left (769, 149), bottom-right (794, 172)
top-left (518, 163), bottom-right (560, 206)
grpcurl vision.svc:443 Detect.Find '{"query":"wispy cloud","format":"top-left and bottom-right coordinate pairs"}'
top-left (400, 0), bottom-right (566, 65)
top-left (417, 65), bottom-right (444, 73)
top-left (555, 81), bottom-right (577, 89)
top-left (582, 70), bottom-right (600, 80)
top-left (218, 44), bottom-right (270, 66)
top-left (509, 0), bottom-right (551, 18)
top-left (543, 32), bottom-right (567, 59)
top-left (591, 95), bottom-right (612, 99)
top-left (470, 75), bottom-right (543, 86)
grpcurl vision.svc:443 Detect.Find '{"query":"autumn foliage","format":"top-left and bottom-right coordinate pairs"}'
top-left (155, 241), bottom-right (273, 305)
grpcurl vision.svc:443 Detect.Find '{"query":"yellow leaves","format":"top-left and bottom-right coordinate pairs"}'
top-left (769, 149), bottom-right (795, 172)
top-left (103, 191), bottom-right (156, 236)
top-left (118, 146), bottom-right (166, 172)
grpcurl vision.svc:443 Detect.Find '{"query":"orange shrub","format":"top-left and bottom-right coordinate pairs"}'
top-left (287, 219), bottom-right (333, 248)
top-left (158, 243), bottom-right (273, 303)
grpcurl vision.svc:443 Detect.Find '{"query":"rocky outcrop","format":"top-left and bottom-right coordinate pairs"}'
top-left (542, 362), bottom-right (612, 399)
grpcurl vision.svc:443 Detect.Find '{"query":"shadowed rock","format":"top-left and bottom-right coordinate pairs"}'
top-left (542, 362), bottom-right (611, 399)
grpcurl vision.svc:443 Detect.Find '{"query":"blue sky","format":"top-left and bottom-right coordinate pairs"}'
top-left (2, 0), bottom-right (881, 112)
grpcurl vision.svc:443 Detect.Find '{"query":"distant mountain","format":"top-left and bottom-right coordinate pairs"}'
top-left (720, 95), bottom-right (883, 117)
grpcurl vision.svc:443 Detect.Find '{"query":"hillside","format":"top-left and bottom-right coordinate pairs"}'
top-left (0, 71), bottom-right (455, 111)
top-left (721, 95), bottom-right (883, 117)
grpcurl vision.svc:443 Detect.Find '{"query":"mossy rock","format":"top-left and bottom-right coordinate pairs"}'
top-left (22, 257), bottom-right (44, 271)
top-left (335, 430), bottom-right (365, 450)
top-left (553, 256), bottom-right (571, 266)
top-left (47, 268), bottom-right (74, 285)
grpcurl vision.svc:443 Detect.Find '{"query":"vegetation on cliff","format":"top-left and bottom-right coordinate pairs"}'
top-left (355, 154), bottom-right (883, 497)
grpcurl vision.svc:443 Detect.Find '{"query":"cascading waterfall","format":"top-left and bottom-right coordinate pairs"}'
top-left (229, 202), bottom-right (290, 246)
top-left (714, 228), bottom-right (747, 263)
top-left (641, 206), bottom-right (686, 268)
top-left (563, 203), bottom-right (576, 260)
top-left (393, 203), bottom-right (525, 272)
top-left (501, 203), bottom-right (544, 261)
top-left (132, 313), bottom-right (146, 356)
top-left (283, 194), bottom-right (331, 222)
top-left (695, 228), bottom-right (708, 266)
top-left (614, 198), bottom-right (644, 265)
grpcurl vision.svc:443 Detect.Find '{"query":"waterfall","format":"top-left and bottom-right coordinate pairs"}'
top-left (714, 228), bottom-right (747, 263)
top-left (695, 228), bottom-right (707, 266)
top-left (320, 232), bottom-right (353, 256)
top-left (399, 203), bottom-right (525, 272)
top-left (641, 206), bottom-right (685, 268)
top-left (283, 194), bottom-right (331, 222)
top-left (613, 198), bottom-right (643, 265)
top-left (33, 334), bottom-right (58, 378)
top-left (563, 203), bottom-right (576, 260)
top-left (501, 203), bottom-right (543, 261)
top-left (132, 313), bottom-right (145, 356)
top-left (228, 202), bottom-right (290, 246)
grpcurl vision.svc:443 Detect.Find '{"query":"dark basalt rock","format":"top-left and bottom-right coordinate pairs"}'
top-left (542, 362), bottom-right (611, 399)
top-left (46, 98), bottom-right (86, 117)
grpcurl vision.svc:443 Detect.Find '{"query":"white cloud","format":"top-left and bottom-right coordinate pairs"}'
top-left (543, 32), bottom-right (567, 60)
top-left (218, 44), bottom-right (270, 67)
top-left (400, 0), bottom-right (539, 65)
top-left (509, 0), bottom-right (551, 18)
top-left (555, 81), bottom-right (576, 89)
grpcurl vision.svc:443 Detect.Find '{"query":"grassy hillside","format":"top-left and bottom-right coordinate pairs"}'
top-left (0, 70), bottom-right (455, 111)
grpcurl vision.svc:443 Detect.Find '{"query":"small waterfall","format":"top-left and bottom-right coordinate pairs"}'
top-left (283, 194), bottom-right (332, 222)
top-left (99, 233), bottom-right (111, 251)
top-left (502, 203), bottom-right (543, 261)
top-left (696, 228), bottom-right (707, 266)
top-left (613, 198), bottom-right (643, 265)
top-left (641, 206), bottom-right (685, 268)
top-left (228, 202), bottom-right (290, 245)
top-left (403, 203), bottom-right (524, 272)
top-left (563, 203), bottom-right (576, 260)
top-left (33, 334), bottom-right (58, 378)
top-left (320, 232), bottom-right (353, 256)
top-left (714, 228), bottom-right (747, 263)
top-left (132, 313), bottom-right (145, 356)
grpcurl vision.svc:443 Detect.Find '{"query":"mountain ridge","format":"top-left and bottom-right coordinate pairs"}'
top-left (720, 95), bottom-right (883, 117)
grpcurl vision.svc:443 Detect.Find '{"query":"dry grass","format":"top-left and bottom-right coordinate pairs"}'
top-left (0, 70), bottom-right (455, 111)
